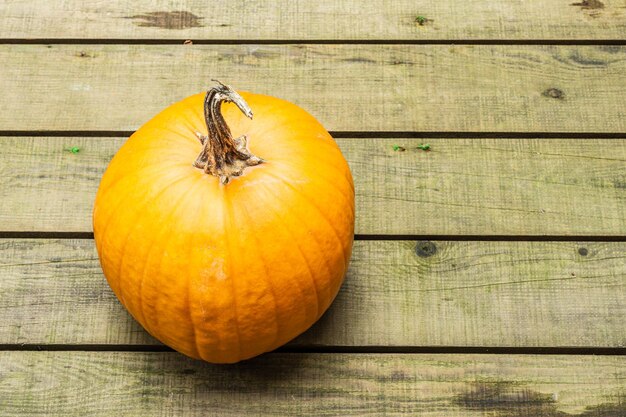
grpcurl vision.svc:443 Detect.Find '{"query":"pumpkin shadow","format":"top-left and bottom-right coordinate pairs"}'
top-left (153, 306), bottom-right (343, 391)
top-left (126, 285), bottom-right (347, 390)
top-left (157, 350), bottom-right (325, 395)
top-left (116, 298), bottom-right (332, 386)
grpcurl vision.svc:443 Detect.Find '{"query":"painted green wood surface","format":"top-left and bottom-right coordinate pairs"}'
top-left (1, 352), bottom-right (624, 416)
top-left (1, 238), bottom-right (624, 347)
top-left (2, 45), bottom-right (626, 132)
top-left (1, 137), bottom-right (624, 235)
top-left (1, 0), bottom-right (625, 40)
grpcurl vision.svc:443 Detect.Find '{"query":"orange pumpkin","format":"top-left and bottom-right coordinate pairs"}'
top-left (93, 82), bottom-right (355, 363)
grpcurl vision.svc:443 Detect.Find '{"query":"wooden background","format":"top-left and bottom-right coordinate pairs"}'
top-left (0, 1), bottom-right (625, 415)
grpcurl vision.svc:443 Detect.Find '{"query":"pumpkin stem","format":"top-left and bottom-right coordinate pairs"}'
top-left (193, 81), bottom-right (263, 184)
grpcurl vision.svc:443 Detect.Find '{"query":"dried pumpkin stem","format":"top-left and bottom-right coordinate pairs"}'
top-left (193, 81), bottom-right (262, 184)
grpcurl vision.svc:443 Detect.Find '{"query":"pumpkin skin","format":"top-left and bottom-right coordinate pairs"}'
top-left (93, 88), bottom-right (355, 363)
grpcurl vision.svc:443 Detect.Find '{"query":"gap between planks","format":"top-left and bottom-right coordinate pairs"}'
top-left (0, 344), bottom-right (625, 356)
top-left (1, 131), bottom-right (626, 139)
top-left (3, 39), bottom-right (626, 45)
top-left (1, 232), bottom-right (626, 242)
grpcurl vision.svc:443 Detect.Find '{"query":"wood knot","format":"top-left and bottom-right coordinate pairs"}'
top-left (578, 247), bottom-right (588, 256)
top-left (571, 0), bottom-right (604, 10)
top-left (126, 11), bottom-right (204, 30)
top-left (542, 88), bottom-right (565, 100)
top-left (415, 241), bottom-right (437, 257)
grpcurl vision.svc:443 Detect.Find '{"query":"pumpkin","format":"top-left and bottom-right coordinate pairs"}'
top-left (93, 82), bottom-right (355, 363)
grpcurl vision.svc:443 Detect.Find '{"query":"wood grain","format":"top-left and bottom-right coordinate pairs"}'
top-left (1, 238), bottom-right (624, 348)
top-left (1, 352), bottom-right (624, 416)
top-left (1, 0), bottom-right (625, 40)
top-left (2, 45), bottom-right (626, 132)
top-left (1, 2), bottom-right (624, 412)
top-left (1, 137), bottom-right (625, 235)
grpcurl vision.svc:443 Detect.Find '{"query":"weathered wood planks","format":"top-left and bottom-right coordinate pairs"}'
top-left (1, 0), bottom-right (625, 40)
top-left (1, 238), bottom-right (624, 347)
top-left (1, 137), bottom-right (624, 235)
top-left (1, 352), bottom-right (624, 416)
top-left (2, 45), bottom-right (626, 132)
top-left (1, 0), bottom-right (624, 414)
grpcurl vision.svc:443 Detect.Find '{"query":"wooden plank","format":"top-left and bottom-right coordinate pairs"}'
top-left (1, 136), bottom-right (625, 236)
top-left (1, 352), bottom-right (624, 416)
top-left (2, 45), bottom-right (626, 132)
top-left (2, 0), bottom-right (626, 40)
top-left (1, 238), bottom-right (624, 347)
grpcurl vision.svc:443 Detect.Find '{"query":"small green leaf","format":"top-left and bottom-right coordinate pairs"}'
top-left (415, 16), bottom-right (427, 25)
